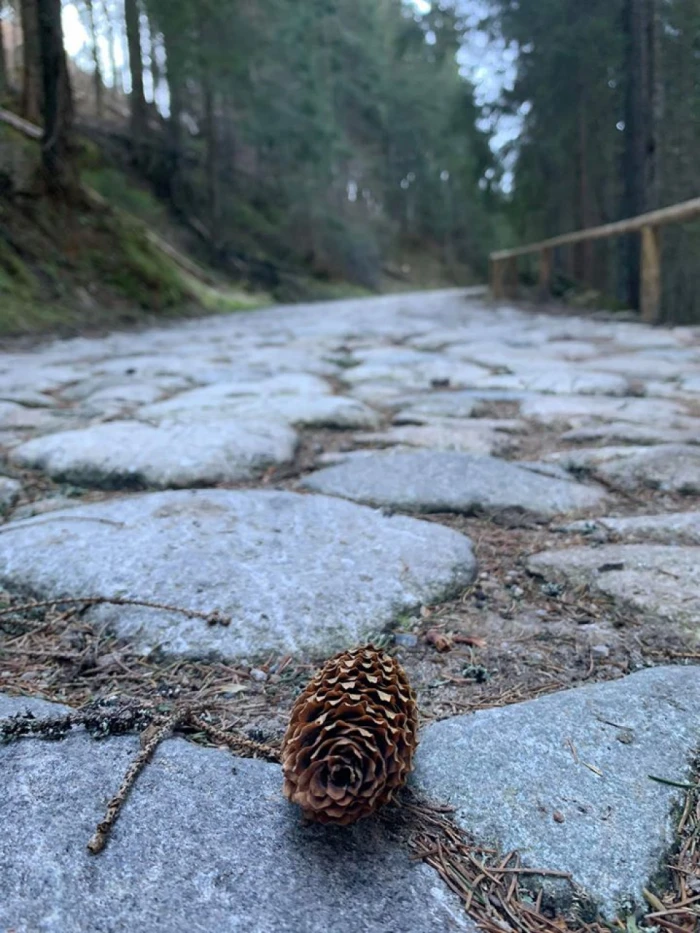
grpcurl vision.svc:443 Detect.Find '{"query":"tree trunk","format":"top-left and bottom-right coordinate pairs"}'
top-left (36, 0), bottom-right (75, 193)
top-left (199, 15), bottom-right (221, 247)
top-left (0, 2), bottom-right (7, 99)
top-left (622, 0), bottom-right (661, 308)
top-left (124, 0), bottom-right (147, 146)
top-left (20, 0), bottom-right (42, 123)
top-left (85, 0), bottom-right (104, 118)
top-left (203, 77), bottom-right (221, 247)
top-left (574, 78), bottom-right (594, 284)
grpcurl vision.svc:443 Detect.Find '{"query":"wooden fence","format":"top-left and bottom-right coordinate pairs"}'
top-left (489, 196), bottom-right (700, 323)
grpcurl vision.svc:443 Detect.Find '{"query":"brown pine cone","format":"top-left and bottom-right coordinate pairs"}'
top-left (281, 645), bottom-right (418, 826)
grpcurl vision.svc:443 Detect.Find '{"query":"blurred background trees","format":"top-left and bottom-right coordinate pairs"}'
top-left (1, 0), bottom-right (700, 320)
top-left (487, 0), bottom-right (700, 323)
top-left (4, 0), bottom-right (498, 297)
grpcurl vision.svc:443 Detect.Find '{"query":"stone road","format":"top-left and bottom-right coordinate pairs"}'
top-left (1, 288), bottom-right (699, 931)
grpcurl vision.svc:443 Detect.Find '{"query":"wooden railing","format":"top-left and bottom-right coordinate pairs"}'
top-left (489, 196), bottom-right (700, 323)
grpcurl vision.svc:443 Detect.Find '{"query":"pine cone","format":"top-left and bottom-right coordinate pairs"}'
top-left (281, 645), bottom-right (418, 826)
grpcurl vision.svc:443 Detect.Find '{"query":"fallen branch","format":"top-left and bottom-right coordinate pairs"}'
top-left (0, 595), bottom-right (231, 627)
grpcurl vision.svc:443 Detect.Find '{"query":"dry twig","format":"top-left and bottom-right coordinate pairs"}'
top-left (188, 713), bottom-right (280, 762)
top-left (0, 595), bottom-right (231, 626)
top-left (87, 707), bottom-right (187, 854)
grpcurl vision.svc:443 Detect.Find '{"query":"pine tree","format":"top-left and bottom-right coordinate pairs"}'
top-left (36, 0), bottom-right (75, 193)
top-left (20, 0), bottom-right (42, 122)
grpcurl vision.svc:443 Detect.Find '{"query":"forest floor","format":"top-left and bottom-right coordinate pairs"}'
top-left (1, 289), bottom-right (699, 933)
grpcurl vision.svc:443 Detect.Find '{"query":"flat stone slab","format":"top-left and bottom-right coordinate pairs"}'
top-left (414, 667), bottom-right (700, 918)
top-left (0, 696), bottom-right (472, 933)
top-left (588, 353), bottom-right (690, 379)
top-left (519, 395), bottom-right (690, 428)
top-left (561, 422), bottom-right (700, 447)
top-left (527, 544), bottom-right (700, 632)
top-left (341, 358), bottom-right (489, 392)
top-left (301, 451), bottom-right (607, 520)
top-left (552, 445), bottom-right (700, 495)
top-left (473, 366), bottom-right (630, 396)
top-left (138, 373), bottom-right (334, 417)
top-left (0, 489), bottom-right (477, 658)
top-left (165, 394), bottom-right (382, 430)
top-left (392, 392), bottom-right (481, 419)
top-left (354, 420), bottom-right (518, 456)
top-left (140, 384), bottom-right (381, 431)
top-left (9, 419), bottom-right (298, 489)
top-left (60, 374), bottom-right (189, 404)
top-left (564, 512), bottom-right (700, 546)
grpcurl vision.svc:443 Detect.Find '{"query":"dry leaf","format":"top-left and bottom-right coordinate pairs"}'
top-left (426, 629), bottom-right (453, 652)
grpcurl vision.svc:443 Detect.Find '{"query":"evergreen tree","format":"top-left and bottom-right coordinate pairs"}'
top-left (36, 0), bottom-right (75, 192)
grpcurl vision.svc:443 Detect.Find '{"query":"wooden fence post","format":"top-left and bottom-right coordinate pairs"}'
top-left (538, 247), bottom-right (552, 300)
top-left (640, 225), bottom-right (661, 324)
top-left (490, 258), bottom-right (504, 300)
top-left (505, 256), bottom-right (518, 299)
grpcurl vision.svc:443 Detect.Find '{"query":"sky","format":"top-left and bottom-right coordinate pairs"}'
top-left (62, 3), bottom-right (157, 102)
top-left (409, 0), bottom-right (521, 186)
top-left (62, 5), bottom-right (91, 58)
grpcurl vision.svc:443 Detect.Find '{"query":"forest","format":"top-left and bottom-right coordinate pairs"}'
top-left (0, 0), bottom-right (699, 327)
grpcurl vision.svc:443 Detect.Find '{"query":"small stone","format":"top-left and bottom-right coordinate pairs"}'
top-left (394, 633), bottom-right (419, 648)
top-left (249, 668), bottom-right (267, 682)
